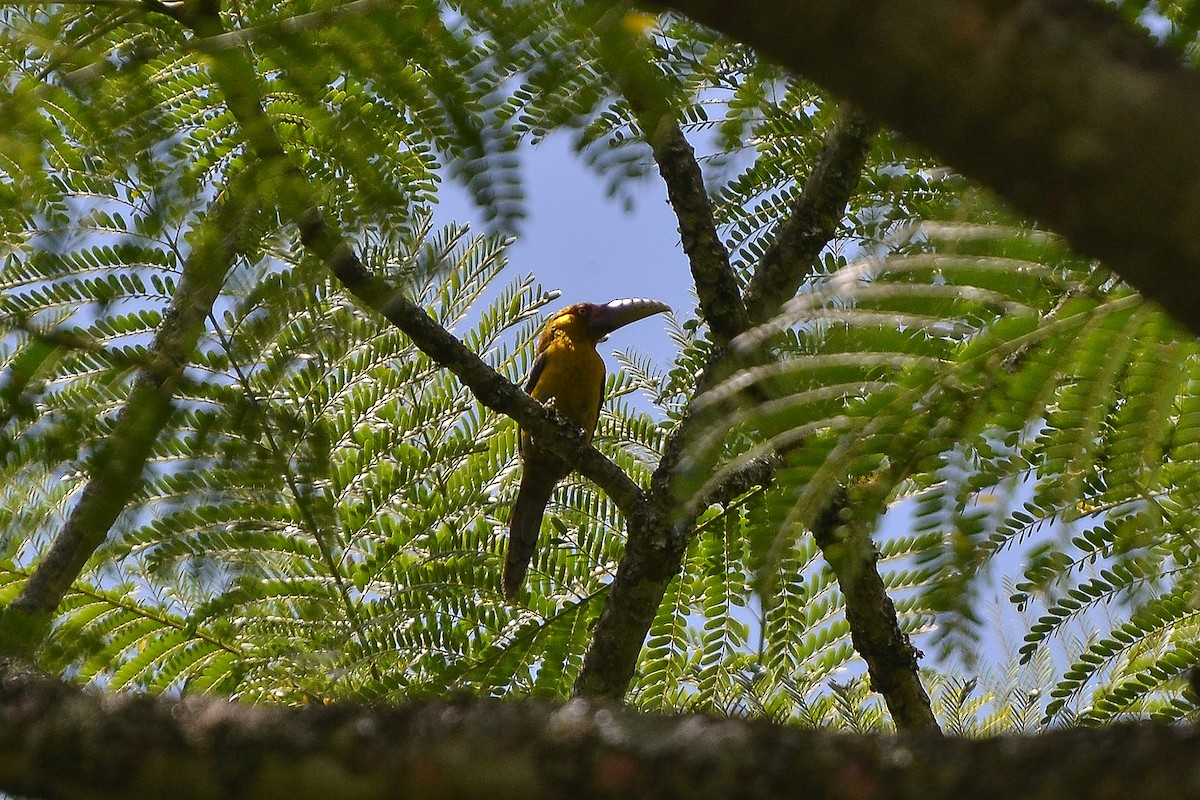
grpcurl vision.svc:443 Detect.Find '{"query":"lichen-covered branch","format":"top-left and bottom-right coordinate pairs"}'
top-left (572, 415), bottom-right (697, 699)
top-left (2, 657), bottom-right (1198, 800)
top-left (645, 125), bottom-right (748, 344)
top-left (646, 0), bottom-right (1200, 339)
top-left (572, 48), bottom-right (920, 717)
top-left (573, 9), bottom-right (758, 698)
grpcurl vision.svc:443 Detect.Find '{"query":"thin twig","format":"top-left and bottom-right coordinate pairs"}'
top-left (208, 314), bottom-right (381, 681)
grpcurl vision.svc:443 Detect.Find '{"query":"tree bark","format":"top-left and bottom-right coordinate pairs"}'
top-left (574, 7), bottom-right (756, 700)
top-left (1, 657), bottom-right (1195, 800)
top-left (812, 491), bottom-right (941, 733)
top-left (575, 17), bottom-right (930, 718)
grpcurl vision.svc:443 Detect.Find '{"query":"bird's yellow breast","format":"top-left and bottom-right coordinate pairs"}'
top-left (530, 325), bottom-right (606, 438)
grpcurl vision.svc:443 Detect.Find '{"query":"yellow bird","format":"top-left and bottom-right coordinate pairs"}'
top-left (504, 298), bottom-right (670, 600)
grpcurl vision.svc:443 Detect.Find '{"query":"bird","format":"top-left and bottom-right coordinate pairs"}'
top-left (503, 297), bottom-right (670, 600)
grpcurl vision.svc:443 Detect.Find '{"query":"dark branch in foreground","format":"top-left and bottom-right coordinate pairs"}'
top-left (647, 0), bottom-right (1200, 339)
top-left (1, 658), bottom-right (1196, 800)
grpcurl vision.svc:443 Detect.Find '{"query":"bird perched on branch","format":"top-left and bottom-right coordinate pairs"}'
top-left (504, 297), bottom-right (670, 600)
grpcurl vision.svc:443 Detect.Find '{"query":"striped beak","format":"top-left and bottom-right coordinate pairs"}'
top-left (588, 298), bottom-right (671, 335)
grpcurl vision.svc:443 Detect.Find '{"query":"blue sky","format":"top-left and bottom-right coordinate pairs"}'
top-left (436, 133), bottom-right (693, 369)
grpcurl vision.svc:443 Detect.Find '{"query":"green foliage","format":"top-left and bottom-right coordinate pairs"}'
top-left (699, 209), bottom-right (1200, 725)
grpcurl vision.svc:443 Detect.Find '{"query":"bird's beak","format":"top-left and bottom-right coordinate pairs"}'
top-left (589, 298), bottom-right (671, 335)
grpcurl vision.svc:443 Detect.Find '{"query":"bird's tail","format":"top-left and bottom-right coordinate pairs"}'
top-left (504, 462), bottom-right (560, 601)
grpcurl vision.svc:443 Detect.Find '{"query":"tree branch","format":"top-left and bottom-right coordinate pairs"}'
top-left (0, 182), bottom-right (259, 657)
top-left (572, 409), bottom-right (711, 699)
top-left (742, 107), bottom-right (874, 325)
top-left (647, 126), bottom-right (748, 344)
top-left (736, 104), bottom-right (928, 724)
top-left (592, 6), bottom-right (749, 345)
top-left (573, 9), bottom-right (756, 698)
top-left (573, 29), bottom-right (924, 716)
top-left (3, 657), bottom-right (1198, 800)
top-left (190, 8), bottom-right (643, 520)
top-left (186, 0), bottom-right (398, 52)
top-left (812, 489), bottom-right (940, 733)
top-left (645, 0), bottom-right (1200, 340)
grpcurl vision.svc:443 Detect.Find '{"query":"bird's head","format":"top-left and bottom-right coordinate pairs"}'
top-left (547, 298), bottom-right (671, 343)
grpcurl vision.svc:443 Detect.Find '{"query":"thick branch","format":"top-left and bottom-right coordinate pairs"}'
top-left (728, 108), bottom-right (934, 725)
top-left (574, 28), bottom-right (925, 712)
top-left (572, 7), bottom-right (756, 700)
top-left (0, 185), bottom-right (257, 657)
top-left (813, 490), bottom-right (940, 733)
top-left (573, 408), bottom-right (715, 699)
top-left (573, 49), bottom-right (917, 714)
top-left (568, 105), bottom-right (800, 688)
top-left (2, 658), bottom-right (1198, 800)
top-left (646, 0), bottom-right (1200, 339)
